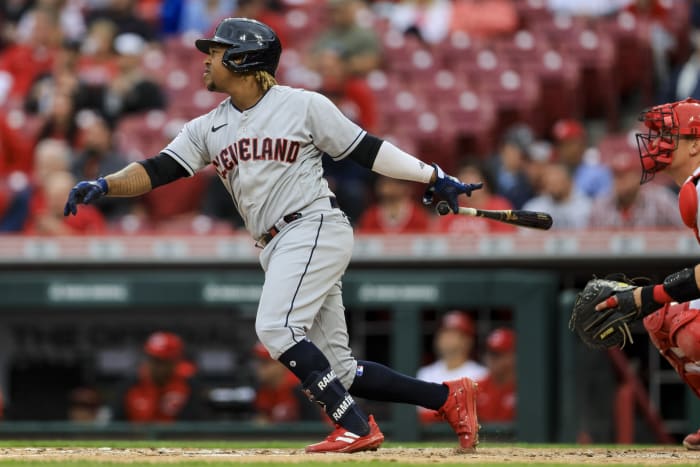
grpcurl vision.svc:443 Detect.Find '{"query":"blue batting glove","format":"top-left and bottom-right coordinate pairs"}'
top-left (422, 163), bottom-right (482, 213)
top-left (64, 177), bottom-right (108, 216)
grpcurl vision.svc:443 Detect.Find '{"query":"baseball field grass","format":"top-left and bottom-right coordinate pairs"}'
top-left (0, 440), bottom-right (698, 466)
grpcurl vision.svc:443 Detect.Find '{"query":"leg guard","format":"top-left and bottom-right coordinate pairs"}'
top-left (303, 367), bottom-right (369, 435)
top-left (644, 302), bottom-right (700, 398)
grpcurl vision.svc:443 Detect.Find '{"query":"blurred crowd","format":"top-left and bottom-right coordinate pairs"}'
top-left (0, 0), bottom-right (698, 235)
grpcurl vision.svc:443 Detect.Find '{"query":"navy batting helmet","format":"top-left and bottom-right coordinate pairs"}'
top-left (195, 18), bottom-right (282, 76)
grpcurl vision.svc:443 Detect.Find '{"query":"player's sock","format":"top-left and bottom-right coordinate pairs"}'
top-left (349, 360), bottom-right (449, 410)
top-left (278, 340), bottom-right (370, 436)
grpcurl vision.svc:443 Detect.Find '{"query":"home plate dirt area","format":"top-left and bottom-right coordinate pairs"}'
top-left (0, 446), bottom-right (698, 464)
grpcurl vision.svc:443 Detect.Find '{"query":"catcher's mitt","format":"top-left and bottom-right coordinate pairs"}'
top-left (569, 277), bottom-right (642, 349)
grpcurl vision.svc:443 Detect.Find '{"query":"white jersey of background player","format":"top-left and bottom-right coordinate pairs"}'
top-left (65, 18), bottom-right (483, 453)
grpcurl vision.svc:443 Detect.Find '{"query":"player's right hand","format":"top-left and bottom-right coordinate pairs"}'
top-left (64, 177), bottom-right (108, 216)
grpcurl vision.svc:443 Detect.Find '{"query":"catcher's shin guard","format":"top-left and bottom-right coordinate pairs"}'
top-left (644, 302), bottom-right (700, 398)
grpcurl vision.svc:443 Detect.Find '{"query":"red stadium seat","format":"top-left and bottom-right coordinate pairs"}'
top-left (558, 28), bottom-right (619, 129)
top-left (596, 11), bottom-right (654, 104)
top-left (520, 49), bottom-right (583, 133)
top-left (438, 90), bottom-right (498, 157)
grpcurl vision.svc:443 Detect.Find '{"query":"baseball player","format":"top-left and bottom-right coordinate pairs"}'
top-left (64, 18), bottom-right (482, 453)
top-left (577, 97), bottom-right (700, 449)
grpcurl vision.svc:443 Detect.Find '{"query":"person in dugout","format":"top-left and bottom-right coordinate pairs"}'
top-left (476, 328), bottom-right (516, 423)
top-left (112, 331), bottom-right (199, 422)
top-left (252, 341), bottom-right (322, 423)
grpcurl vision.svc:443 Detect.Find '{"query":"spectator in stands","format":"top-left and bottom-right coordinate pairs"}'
top-left (450, 0), bottom-right (518, 40)
top-left (659, 28), bottom-right (700, 104)
top-left (524, 140), bottom-right (555, 197)
top-left (476, 328), bottom-right (516, 423)
top-left (522, 161), bottom-right (591, 229)
top-left (545, 0), bottom-right (627, 17)
top-left (71, 112), bottom-right (133, 220)
top-left (24, 170), bottom-right (107, 235)
top-left (252, 341), bottom-right (319, 423)
top-left (626, 0), bottom-right (677, 92)
top-left (417, 311), bottom-right (487, 423)
top-left (488, 124), bottom-right (536, 209)
top-left (310, 0), bottom-right (381, 76)
top-left (588, 148), bottom-right (683, 229)
top-left (34, 90), bottom-right (81, 148)
top-left (317, 47), bottom-right (376, 223)
top-left (77, 18), bottom-right (119, 87)
top-left (381, 0), bottom-right (452, 44)
top-left (1, 138), bottom-right (72, 232)
top-left (16, 0), bottom-right (86, 43)
top-left (433, 159), bottom-right (516, 234)
top-left (113, 331), bottom-right (200, 422)
top-left (177, 0), bottom-right (236, 35)
top-left (101, 32), bottom-right (166, 122)
top-left (0, 6), bottom-right (61, 106)
top-left (67, 386), bottom-right (103, 423)
top-left (0, 114), bottom-right (34, 176)
top-left (86, 0), bottom-right (156, 42)
top-left (357, 175), bottom-right (430, 234)
top-left (552, 119), bottom-right (612, 199)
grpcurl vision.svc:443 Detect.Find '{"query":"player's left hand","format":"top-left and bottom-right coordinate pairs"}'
top-left (64, 177), bottom-right (108, 216)
top-left (422, 163), bottom-right (482, 213)
top-left (569, 277), bottom-right (647, 350)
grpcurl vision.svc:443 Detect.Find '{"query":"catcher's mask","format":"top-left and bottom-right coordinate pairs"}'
top-left (636, 97), bottom-right (700, 184)
top-left (195, 17), bottom-right (282, 77)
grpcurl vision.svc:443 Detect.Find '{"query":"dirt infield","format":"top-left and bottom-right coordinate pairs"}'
top-left (0, 446), bottom-right (698, 464)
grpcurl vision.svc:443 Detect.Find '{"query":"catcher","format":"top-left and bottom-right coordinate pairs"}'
top-left (570, 98), bottom-right (700, 450)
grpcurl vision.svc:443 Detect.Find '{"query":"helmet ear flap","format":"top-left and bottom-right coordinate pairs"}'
top-left (221, 48), bottom-right (243, 71)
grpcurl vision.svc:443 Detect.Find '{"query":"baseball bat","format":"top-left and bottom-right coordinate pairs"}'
top-left (435, 200), bottom-right (553, 230)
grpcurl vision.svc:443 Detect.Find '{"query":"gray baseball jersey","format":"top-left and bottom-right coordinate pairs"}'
top-left (162, 85), bottom-right (365, 239)
top-left (162, 84), bottom-right (364, 386)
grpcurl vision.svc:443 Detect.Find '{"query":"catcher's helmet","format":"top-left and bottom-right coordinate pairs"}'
top-left (636, 97), bottom-right (700, 183)
top-left (195, 18), bottom-right (282, 76)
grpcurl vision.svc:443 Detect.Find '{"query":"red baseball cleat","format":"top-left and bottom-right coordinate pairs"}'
top-left (438, 377), bottom-right (480, 450)
top-left (305, 414), bottom-right (385, 453)
top-left (683, 428), bottom-right (700, 450)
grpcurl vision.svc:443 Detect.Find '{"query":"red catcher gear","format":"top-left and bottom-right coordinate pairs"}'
top-left (643, 302), bottom-right (700, 399)
top-left (679, 168), bottom-right (700, 242)
top-left (144, 332), bottom-right (184, 361)
top-left (636, 98), bottom-right (700, 183)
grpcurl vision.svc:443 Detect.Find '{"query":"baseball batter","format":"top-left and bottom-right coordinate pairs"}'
top-left (582, 98), bottom-right (700, 450)
top-left (64, 18), bottom-right (482, 453)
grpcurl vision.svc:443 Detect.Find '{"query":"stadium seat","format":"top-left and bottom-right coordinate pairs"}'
top-left (596, 11), bottom-right (653, 104)
top-left (558, 28), bottom-right (619, 129)
top-left (520, 49), bottom-right (583, 134)
top-left (438, 90), bottom-right (497, 157)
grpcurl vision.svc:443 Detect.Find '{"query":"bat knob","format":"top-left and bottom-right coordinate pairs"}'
top-left (436, 201), bottom-right (451, 216)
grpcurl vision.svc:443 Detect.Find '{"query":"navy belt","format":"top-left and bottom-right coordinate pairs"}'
top-left (256, 198), bottom-right (337, 248)
top-left (257, 212), bottom-right (303, 248)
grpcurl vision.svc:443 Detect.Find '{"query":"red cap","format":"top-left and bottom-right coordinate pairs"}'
top-left (608, 149), bottom-right (639, 174)
top-left (253, 341), bottom-right (272, 360)
top-left (440, 311), bottom-right (475, 336)
top-left (486, 328), bottom-right (515, 353)
top-left (144, 331), bottom-right (184, 361)
top-left (552, 119), bottom-right (585, 142)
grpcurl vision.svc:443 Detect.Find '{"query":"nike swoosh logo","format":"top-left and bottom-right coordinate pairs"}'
top-left (211, 123), bottom-right (227, 132)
